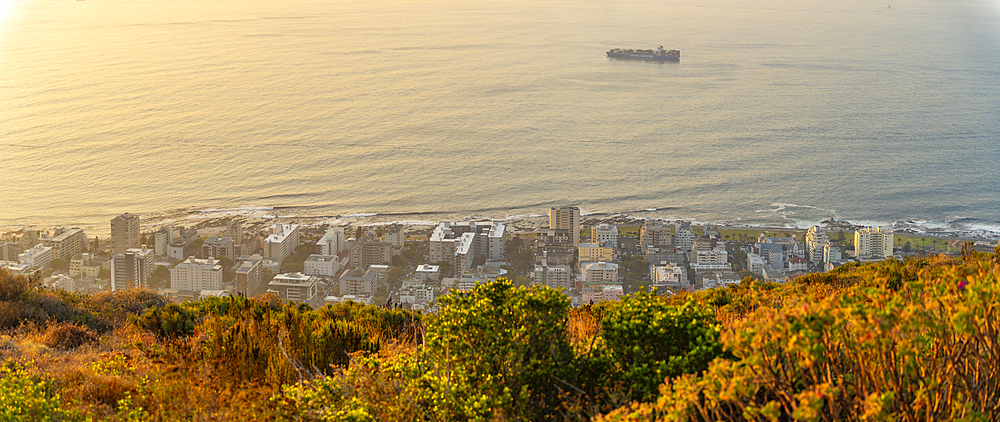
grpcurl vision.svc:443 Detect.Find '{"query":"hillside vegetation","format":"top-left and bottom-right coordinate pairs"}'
top-left (0, 247), bottom-right (997, 421)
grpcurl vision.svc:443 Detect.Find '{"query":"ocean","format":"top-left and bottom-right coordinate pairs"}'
top-left (2, 0), bottom-right (999, 235)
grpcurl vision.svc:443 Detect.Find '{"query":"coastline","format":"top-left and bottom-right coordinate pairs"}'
top-left (4, 205), bottom-right (999, 245)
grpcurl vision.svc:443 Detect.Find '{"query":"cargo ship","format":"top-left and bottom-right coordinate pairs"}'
top-left (606, 46), bottom-right (680, 61)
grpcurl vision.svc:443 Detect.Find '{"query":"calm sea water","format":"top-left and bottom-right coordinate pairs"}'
top-left (2, 0), bottom-right (999, 233)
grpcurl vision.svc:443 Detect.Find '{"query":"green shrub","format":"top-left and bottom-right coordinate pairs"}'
top-left (132, 303), bottom-right (196, 340)
top-left (600, 292), bottom-right (724, 401)
top-left (424, 278), bottom-right (576, 420)
top-left (0, 361), bottom-right (80, 421)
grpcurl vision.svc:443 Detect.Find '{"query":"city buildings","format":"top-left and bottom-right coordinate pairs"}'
top-left (578, 242), bottom-right (615, 265)
top-left (674, 222), bottom-right (696, 252)
top-left (747, 253), bottom-right (765, 276)
top-left (111, 213), bottom-right (140, 255)
top-left (384, 223), bottom-right (405, 249)
top-left (235, 256), bottom-right (264, 296)
top-left (581, 284), bottom-right (623, 303)
top-left (348, 231), bottom-right (392, 268)
top-left (202, 236), bottom-right (236, 261)
top-left (18, 244), bottom-right (53, 268)
top-left (169, 257), bottom-right (223, 291)
top-left (582, 261), bottom-right (619, 284)
top-left (805, 226), bottom-right (830, 264)
top-left (111, 247), bottom-right (153, 291)
top-left (549, 206), bottom-right (581, 246)
top-left (303, 254), bottom-right (341, 277)
top-left (453, 232), bottom-right (476, 274)
top-left (69, 253), bottom-right (101, 278)
top-left (339, 267), bottom-right (378, 296)
top-left (855, 227), bottom-right (894, 260)
top-left (268, 273), bottom-right (318, 303)
top-left (264, 224), bottom-right (300, 262)
top-left (154, 227), bottom-right (173, 256)
top-left (650, 261), bottom-right (687, 289)
top-left (640, 222), bottom-right (672, 251)
top-left (590, 223), bottom-right (618, 249)
top-left (316, 227), bottom-right (346, 255)
top-left (40, 228), bottom-right (85, 261)
top-left (415, 264), bottom-right (440, 281)
top-left (531, 264), bottom-right (571, 289)
top-left (0, 242), bottom-right (23, 262)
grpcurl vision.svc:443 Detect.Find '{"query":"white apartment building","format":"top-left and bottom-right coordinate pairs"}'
top-left (582, 261), bottom-right (619, 284)
top-left (304, 254), bottom-right (341, 277)
top-left (855, 227), bottom-right (893, 259)
top-left (41, 228), bottom-right (85, 261)
top-left (317, 227), bottom-right (346, 255)
top-left (415, 264), bottom-right (440, 281)
top-left (591, 224), bottom-right (618, 249)
top-left (747, 253), bottom-right (765, 276)
top-left (453, 232), bottom-right (476, 274)
top-left (651, 262), bottom-right (687, 286)
top-left (154, 227), bottom-right (174, 256)
top-left (805, 226), bottom-right (830, 264)
top-left (269, 273), bottom-right (318, 303)
top-left (532, 264), bottom-right (571, 289)
top-left (487, 221), bottom-right (506, 260)
top-left (170, 257), bottom-right (223, 291)
top-left (674, 222), bottom-right (696, 252)
top-left (695, 248), bottom-right (728, 265)
top-left (265, 224), bottom-right (300, 262)
top-left (19, 244), bottom-right (53, 268)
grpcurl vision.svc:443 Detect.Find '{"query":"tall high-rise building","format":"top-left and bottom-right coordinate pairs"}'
top-left (805, 226), bottom-right (830, 264)
top-left (549, 206), bottom-right (580, 246)
top-left (855, 227), bottom-right (893, 260)
top-left (111, 213), bottom-right (140, 255)
top-left (111, 246), bottom-right (153, 291)
top-left (154, 227), bottom-right (174, 256)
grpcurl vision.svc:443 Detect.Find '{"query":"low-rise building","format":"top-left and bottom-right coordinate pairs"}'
top-left (582, 261), bottom-right (619, 284)
top-left (19, 244), bottom-right (53, 268)
top-left (578, 242), bottom-right (615, 266)
top-left (268, 273), bottom-right (318, 303)
top-left (69, 253), bottom-right (102, 278)
top-left (303, 254), bottom-right (341, 277)
top-left (415, 264), bottom-right (440, 281)
top-left (581, 284), bottom-right (623, 303)
top-left (339, 267), bottom-right (378, 296)
top-left (787, 255), bottom-right (809, 272)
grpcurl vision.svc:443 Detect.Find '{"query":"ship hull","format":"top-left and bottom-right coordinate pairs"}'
top-left (606, 52), bottom-right (679, 61)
